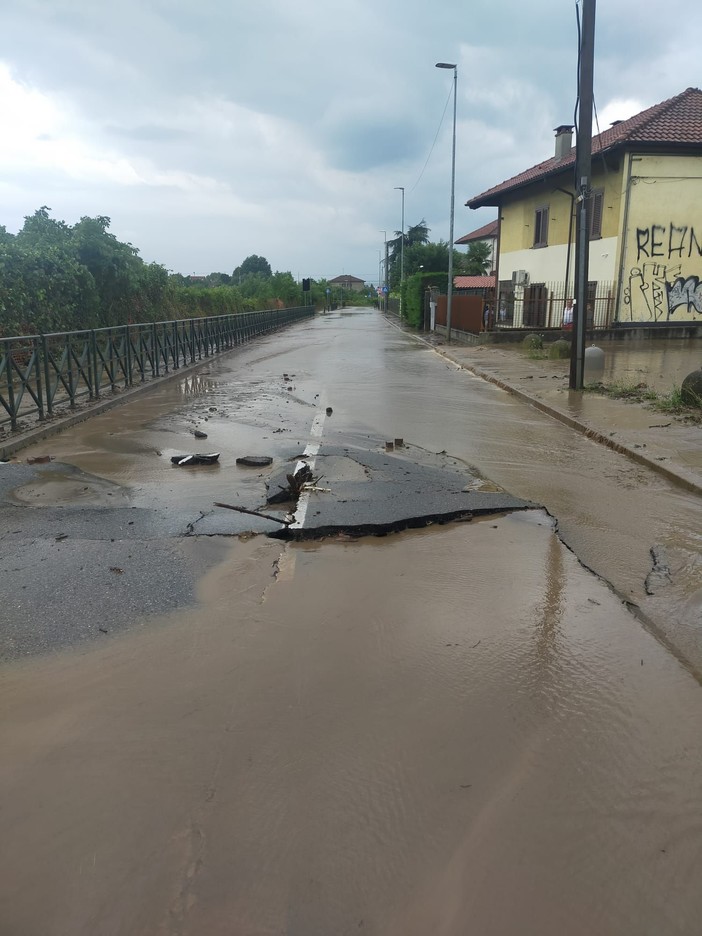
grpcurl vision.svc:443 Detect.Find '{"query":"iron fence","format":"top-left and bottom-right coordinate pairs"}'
top-left (496, 281), bottom-right (615, 330)
top-left (0, 306), bottom-right (312, 432)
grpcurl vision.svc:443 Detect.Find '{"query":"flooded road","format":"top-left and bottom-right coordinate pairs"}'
top-left (2, 517), bottom-right (702, 935)
top-left (3, 308), bottom-right (702, 933)
top-left (16, 308), bottom-right (702, 669)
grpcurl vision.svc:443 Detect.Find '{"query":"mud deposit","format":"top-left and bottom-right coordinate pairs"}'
top-left (1, 515), bottom-right (701, 935)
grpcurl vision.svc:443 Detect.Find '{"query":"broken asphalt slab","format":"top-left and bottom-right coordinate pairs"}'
top-left (267, 443), bottom-right (538, 540)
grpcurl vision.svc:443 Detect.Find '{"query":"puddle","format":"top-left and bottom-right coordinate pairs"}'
top-left (9, 464), bottom-right (131, 508)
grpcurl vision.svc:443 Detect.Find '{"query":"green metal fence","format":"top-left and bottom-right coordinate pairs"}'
top-left (0, 306), bottom-right (312, 432)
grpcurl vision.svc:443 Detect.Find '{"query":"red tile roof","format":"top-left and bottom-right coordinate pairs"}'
top-left (455, 219), bottom-right (498, 244)
top-left (454, 276), bottom-right (495, 289)
top-left (467, 87), bottom-right (702, 208)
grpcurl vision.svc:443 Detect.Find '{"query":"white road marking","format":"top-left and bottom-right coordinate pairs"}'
top-left (289, 410), bottom-right (327, 530)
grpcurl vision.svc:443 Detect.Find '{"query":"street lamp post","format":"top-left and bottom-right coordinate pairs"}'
top-left (380, 229), bottom-right (388, 312)
top-left (436, 62), bottom-right (457, 343)
top-left (394, 186), bottom-right (405, 319)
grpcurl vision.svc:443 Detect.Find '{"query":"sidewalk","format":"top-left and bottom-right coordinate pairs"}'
top-left (433, 339), bottom-right (702, 496)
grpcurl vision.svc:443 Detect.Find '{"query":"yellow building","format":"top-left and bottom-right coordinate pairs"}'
top-left (467, 88), bottom-right (702, 328)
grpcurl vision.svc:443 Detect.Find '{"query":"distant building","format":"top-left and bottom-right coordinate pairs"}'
top-left (329, 274), bottom-right (366, 293)
top-left (455, 220), bottom-right (498, 273)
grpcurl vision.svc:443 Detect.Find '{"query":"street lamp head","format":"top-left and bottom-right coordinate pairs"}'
top-left (435, 62), bottom-right (457, 69)
top-left (394, 186), bottom-right (404, 191)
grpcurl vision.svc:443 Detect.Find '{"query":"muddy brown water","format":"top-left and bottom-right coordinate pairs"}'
top-left (6, 310), bottom-right (702, 932)
top-left (2, 517), bottom-right (702, 935)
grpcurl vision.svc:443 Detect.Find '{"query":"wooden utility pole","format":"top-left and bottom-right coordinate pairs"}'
top-left (570, 0), bottom-right (596, 390)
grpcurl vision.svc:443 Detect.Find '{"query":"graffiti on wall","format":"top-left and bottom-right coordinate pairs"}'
top-left (624, 224), bottom-right (702, 321)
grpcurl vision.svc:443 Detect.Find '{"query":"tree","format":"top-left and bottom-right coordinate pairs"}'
top-left (388, 220), bottom-right (430, 288)
top-left (16, 206), bottom-right (71, 248)
top-left (460, 240), bottom-right (493, 276)
top-left (204, 272), bottom-right (232, 287)
top-left (404, 241), bottom-right (450, 277)
top-left (70, 215), bottom-right (144, 326)
top-left (233, 254), bottom-right (272, 281)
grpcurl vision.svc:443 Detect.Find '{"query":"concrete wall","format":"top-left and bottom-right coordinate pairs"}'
top-left (617, 153), bottom-right (702, 323)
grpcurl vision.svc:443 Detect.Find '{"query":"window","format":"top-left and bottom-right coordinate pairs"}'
top-left (533, 206), bottom-right (549, 248)
top-left (590, 189), bottom-right (604, 239)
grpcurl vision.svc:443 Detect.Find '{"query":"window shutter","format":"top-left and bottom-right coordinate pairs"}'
top-left (533, 207), bottom-right (549, 247)
top-left (590, 190), bottom-right (603, 239)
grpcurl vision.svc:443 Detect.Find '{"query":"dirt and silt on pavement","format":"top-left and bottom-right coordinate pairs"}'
top-left (2, 309), bottom-right (702, 932)
top-left (3, 519), bottom-right (702, 934)
top-left (10, 310), bottom-right (702, 669)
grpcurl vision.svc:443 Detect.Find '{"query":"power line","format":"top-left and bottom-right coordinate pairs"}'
top-left (407, 83), bottom-right (454, 196)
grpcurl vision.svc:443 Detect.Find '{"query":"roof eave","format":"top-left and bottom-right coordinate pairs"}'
top-left (466, 159), bottom-right (577, 209)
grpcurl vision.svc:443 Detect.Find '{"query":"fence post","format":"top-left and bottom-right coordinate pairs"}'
top-left (125, 325), bottom-right (132, 387)
top-left (88, 331), bottom-right (96, 399)
top-left (5, 345), bottom-right (17, 430)
top-left (66, 334), bottom-right (77, 408)
top-left (42, 335), bottom-right (53, 416)
top-left (34, 337), bottom-right (45, 421)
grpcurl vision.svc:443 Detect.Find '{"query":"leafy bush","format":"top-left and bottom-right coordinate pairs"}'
top-left (401, 271), bottom-right (449, 329)
top-left (548, 339), bottom-right (571, 359)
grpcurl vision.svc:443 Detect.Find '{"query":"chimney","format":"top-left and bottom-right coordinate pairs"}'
top-left (553, 125), bottom-right (574, 159)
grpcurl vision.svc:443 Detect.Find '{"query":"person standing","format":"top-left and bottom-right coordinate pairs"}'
top-left (562, 299), bottom-right (574, 329)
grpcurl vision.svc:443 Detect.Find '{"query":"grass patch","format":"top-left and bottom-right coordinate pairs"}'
top-left (584, 380), bottom-right (702, 420)
top-left (525, 347), bottom-right (548, 360)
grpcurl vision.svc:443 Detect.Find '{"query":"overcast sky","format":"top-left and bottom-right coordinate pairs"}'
top-left (1, 0), bottom-right (700, 282)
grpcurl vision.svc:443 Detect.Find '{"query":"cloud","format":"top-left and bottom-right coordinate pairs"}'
top-left (0, 0), bottom-right (700, 278)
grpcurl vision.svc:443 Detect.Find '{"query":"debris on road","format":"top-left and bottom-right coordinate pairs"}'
top-left (214, 501), bottom-right (290, 525)
top-left (27, 456), bottom-right (54, 465)
top-left (193, 429), bottom-right (208, 439)
top-left (171, 453), bottom-right (221, 466)
top-left (645, 545), bottom-right (673, 594)
top-left (236, 455), bottom-right (273, 467)
top-left (266, 462), bottom-right (313, 504)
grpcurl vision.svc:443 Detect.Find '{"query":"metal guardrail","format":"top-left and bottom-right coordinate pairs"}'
top-left (0, 306), bottom-right (312, 431)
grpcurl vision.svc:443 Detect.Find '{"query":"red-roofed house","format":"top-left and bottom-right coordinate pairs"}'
top-left (328, 274), bottom-right (366, 293)
top-left (455, 219), bottom-right (498, 274)
top-left (466, 88), bottom-right (702, 328)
